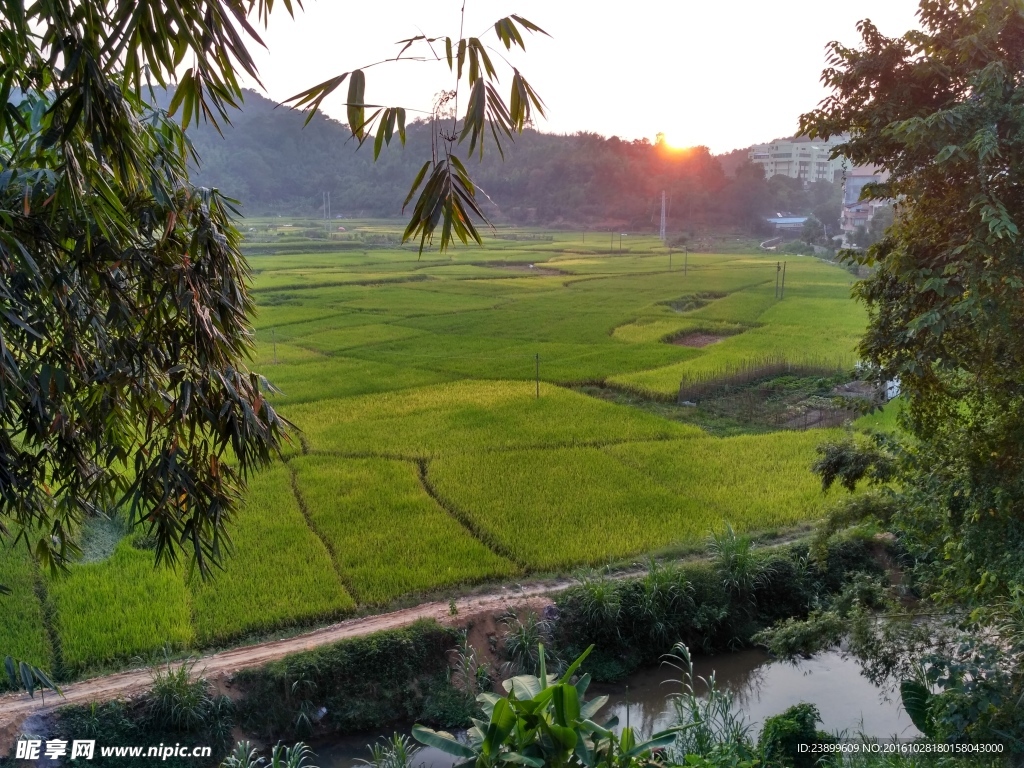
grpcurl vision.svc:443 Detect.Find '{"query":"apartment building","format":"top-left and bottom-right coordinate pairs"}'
top-left (748, 137), bottom-right (845, 182)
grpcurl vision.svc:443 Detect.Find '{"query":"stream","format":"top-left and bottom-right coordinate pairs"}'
top-left (312, 649), bottom-right (920, 767)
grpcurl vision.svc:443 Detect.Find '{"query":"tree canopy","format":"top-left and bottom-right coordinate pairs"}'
top-left (0, 0), bottom-right (300, 578)
top-left (802, 0), bottom-right (1024, 597)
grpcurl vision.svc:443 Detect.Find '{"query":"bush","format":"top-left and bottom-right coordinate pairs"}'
top-left (779, 240), bottom-right (815, 255)
top-left (234, 620), bottom-right (464, 739)
top-left (554, 560), bottom-right (738, 680)
top-left (759, 703), bottom-right (836, 767)
top-left (50, 693), bottom-right (234, 768)
top-left (555, 538), bottom-right (895, 682)
top-left (752, 555), bottom-right (815, 626)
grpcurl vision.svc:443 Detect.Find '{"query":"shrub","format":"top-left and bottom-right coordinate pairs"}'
top-left (234, 620), bottom-right (463, 739)
top-left (759, 703), bottom-right (836, 767)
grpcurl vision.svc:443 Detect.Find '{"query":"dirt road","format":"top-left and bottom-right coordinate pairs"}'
top-left (0, 578), bottom-right (567, 732)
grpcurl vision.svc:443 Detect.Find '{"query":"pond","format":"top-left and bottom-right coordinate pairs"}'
top-left (313, 648), bottom-right (919, 767)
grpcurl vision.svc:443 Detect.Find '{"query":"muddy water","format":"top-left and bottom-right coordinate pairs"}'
top-left (313, 649), bottom-right (918, 767)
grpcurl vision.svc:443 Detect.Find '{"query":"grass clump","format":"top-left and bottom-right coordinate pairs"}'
top-left (234, 620), bottom-right (469, 741)
top-left (190, 465), bottom-right (354, 645)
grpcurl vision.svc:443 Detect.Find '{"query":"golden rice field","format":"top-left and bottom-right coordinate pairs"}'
top-left (0, 223), bottom-right (884, 678)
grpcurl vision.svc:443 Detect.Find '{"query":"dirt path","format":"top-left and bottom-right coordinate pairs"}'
top-left (0, 578), bottom-right (571, 731)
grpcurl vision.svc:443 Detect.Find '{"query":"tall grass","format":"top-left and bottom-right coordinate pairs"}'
top-left (674, 356), bottom-right (848, 402)
top-left (47, 540), bottom-right (194, 672)
top-left (190, 465), bottom-right (354, 645)
top-left (664, 642), bottom-right (756, 763)
top-left (291, 455), bottom-right (516, 603)
top-left (0, 544), bottom-right (52, 675)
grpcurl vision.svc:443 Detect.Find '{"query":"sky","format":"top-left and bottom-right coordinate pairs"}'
top-left (245, 1), bottom-right (921, 155)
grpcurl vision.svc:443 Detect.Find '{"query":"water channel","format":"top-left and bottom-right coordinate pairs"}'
top-left (313, 649), bottom-right (920, 767)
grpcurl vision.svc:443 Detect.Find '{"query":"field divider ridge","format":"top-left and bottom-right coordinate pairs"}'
top-left (286, 466), bottom-right (362, 604)
top-left (415, 459), bottom-right (528, 570)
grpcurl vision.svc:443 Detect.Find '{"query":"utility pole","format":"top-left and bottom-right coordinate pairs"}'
top-left (327, 191), bottom-right (331, 220)
top-left (775, 261), bottom-right (781, 298)
top-left (659, 191), bottom-right (667, 242)
top-left (535, 354), bottom-right (540, 399)
top-left (780, 262), bottom-right (787, 299)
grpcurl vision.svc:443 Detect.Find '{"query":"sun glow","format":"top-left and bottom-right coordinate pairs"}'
top-left (655, 132), bottom-right (696, 153)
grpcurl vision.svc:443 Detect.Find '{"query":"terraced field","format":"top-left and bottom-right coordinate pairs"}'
top-left (0, 223), bottom-right (877, 677)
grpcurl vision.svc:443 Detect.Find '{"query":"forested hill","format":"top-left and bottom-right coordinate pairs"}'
top-left (184, 89), bottom-right (841, 232)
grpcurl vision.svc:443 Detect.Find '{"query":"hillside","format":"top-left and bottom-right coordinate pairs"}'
top-left (183, 90), bottom-right (841, 232)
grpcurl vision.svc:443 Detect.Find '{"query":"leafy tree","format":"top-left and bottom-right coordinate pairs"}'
top-left (849, 224), bottom-right (871, 249)
top-left (800, 215), bottom-right (826, 245)
top-left (799, 0), bottom-right (1024, 746)
top-left (0, 0), bottom-right (543, 686)
top-left (0, 0), bottom-right (294, 583)
top-left (801, 0), bottom-right (1024, 600)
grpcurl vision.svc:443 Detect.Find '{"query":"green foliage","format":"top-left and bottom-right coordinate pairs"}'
top-left (665, 643), bottom-right (757, 765)
top-left (220, 742), bottom-right (320, 768)
top-left (812, 436), bottom-right (898, 493)
top-left (758, 703), bottom-right (835, 768)
top-left (361, 734), bottom-right (419, 768)
top-left (557, 539), bottom-right (886, 679)
top-left (708, 524), bottom-right (776, 603)
top-left (52, 687), bottom-right (234, 767)
top-left (779, 241), bottom-right (815, 256)
top-left (47, 540), bottom-right (195, 673)
top-left (0, 12), bottom-right (292, 580)
top-left (897, 635), bottom-right (1024, 748)
top-left (234, 621), bottom-right (464, 739)
top-left (753, 568), bottom-right (892, 659)
top-left (148, 660), bottom-right (232, 736)
top-left (414, 644), bottom-right (688, 768)
top-left (286, 14), bottom-right (546, 253)
top-left (501, 612), bottom-right (556, 676)
top-left (802, 0), bottom-right (1024, 599)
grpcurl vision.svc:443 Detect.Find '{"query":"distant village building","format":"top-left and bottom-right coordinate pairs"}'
top-left (766, 215), bottom-right (808, 236)
top-left (748, 137), bottom-right (845, 183)
top-left (840, 164), bottom-right (890, 242)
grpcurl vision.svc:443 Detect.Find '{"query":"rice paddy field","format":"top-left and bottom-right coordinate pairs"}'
top-left (0, 221), bottom-right (889, 678)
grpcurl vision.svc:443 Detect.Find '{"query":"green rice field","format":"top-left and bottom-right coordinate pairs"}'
top-left (0, 222), bottom-right (886, 677)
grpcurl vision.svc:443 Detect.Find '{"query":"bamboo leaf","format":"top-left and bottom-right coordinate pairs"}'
top-left (347, 69), bottom-right (366, 139)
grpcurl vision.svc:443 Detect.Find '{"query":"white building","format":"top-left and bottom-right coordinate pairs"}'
top-left (840, 164), bottom-right (890, 241)
top-left (749, 137), bottom-right (845, 183)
